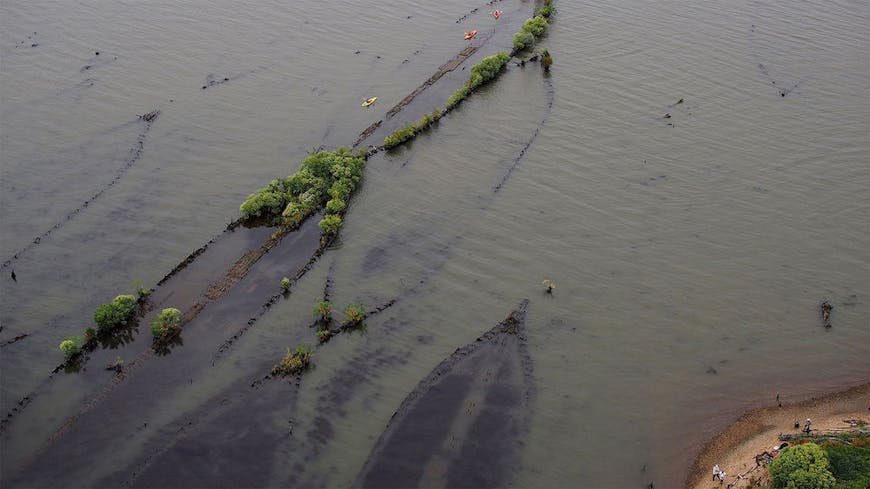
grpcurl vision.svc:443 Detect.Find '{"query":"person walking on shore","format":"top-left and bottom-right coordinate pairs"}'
top-left (713, 464), bottom-right (720, 480)
top-left (804, 418), bottom-right (812, 434)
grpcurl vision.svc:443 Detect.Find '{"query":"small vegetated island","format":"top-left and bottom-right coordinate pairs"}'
top-left (239, 147), bottom-right (366, 243)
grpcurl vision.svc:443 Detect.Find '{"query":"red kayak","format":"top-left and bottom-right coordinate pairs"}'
top-left (464, 30), bottom-right (477, 40)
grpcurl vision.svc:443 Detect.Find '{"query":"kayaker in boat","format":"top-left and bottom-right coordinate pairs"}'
top-left (493, 10), bottom-right (501, 19)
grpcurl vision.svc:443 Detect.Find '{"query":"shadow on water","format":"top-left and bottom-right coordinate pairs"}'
top-left (354, 300), bottom-right (534, 489)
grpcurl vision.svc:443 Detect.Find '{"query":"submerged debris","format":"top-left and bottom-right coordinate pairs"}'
top-left (820, 300), bottom-right (833, 328)
top-left (354, 300), bottom-right (534, 488)
top-left (139, 110), bottom-right (160, 122)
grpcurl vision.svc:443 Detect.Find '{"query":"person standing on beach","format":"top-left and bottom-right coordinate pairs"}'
top-left (804, 418), bottom-right (812, 434)
top-left (713, 464), bottom-right (720, 480)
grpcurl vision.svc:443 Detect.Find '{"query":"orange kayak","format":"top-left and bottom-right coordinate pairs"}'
top-left (464, 30), bottom-right (477, 40)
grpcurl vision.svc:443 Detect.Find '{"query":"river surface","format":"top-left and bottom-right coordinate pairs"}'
top-left (1, 0), bottom-right (868, 487)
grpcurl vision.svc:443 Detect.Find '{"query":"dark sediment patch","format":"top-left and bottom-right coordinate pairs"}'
top-left (1, 110), bottom-right (160, 271)
top-left (2, 216), bottom-right (326, 487)
top-left (353, 300), bottom-right (534, 489)
top-left (199, 68), bottom-right (265, 91)
top-left (118, 377), bottom-right (298, 489)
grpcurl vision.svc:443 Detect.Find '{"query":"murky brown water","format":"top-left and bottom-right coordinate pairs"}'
top-left (2, 0), bottom-right (868, 487)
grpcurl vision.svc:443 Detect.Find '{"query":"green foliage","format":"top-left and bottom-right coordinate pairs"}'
top-left (239, 148), bottom-right (366, 227)
top-left (536, 3), bottom-right (555, 18)
top-left (513, 14), bottom-right (551, 53)
top-left (469, 53), bottom-right (511, 89)
top-left (314, 300), bottom-right (332, 320)
top-left (769, 443), bottom-right (836, 489)
top-left (93, 294), bottom-right (138, 333)
top-left (132, 279), bottom-right (151, 300)
top-left (826, 445), bottom-right (870, 488)
top-left (59, 336), bottom-right (84, 359)
top-left (513, 31), bottom-right (535, 51)
top-left (151, 307), bottom-right (182, 340)
top-left (523, 15), bottom-right (549, 37)
top-left (446, 53), bottom-right (511, 111)
top-left (281, 277), bottom-right (291, 291)
top-left (326, 198), bottom-right (346, 213)
top-left (344, 303), bottom-right (367, 324)
top-left (318, 214), bottom-right (343, 235)
top-left (316, 329), bottom-right (332, 343)
top-left (384, 123), bottom-right (418, 149)
top-left (447, 86), bottom-right (472, 110)
top-left (271, 345), bottom-right (313, 376)
top-left (541, 49), bottom-right (553, 71)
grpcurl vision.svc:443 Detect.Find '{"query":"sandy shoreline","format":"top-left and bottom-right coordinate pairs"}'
top-left (687, 381), bottom-right (870, 489)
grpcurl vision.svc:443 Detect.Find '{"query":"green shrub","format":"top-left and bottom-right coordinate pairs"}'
top-left (318, 214), bottom-right (343, 235)
top-left (314, 300), bottom-right (332, 320)
top-left (239, 189), bottom-right (286, 220)
top-left (384, 124), bottom-right (418, 149)
top-left (326, 198), bottom-right (346, 213)
top-left (469, 53), bottom-right (512, 89)
top-left (447, 86), bottom-right (471, 109)
top-left (344, 303), bottom-right (367, 324)
top-left (769, 443), bottom-right (836, 489)
top-left (133, 279), bottom-right (151, 300)
top-left (271, 346), bottom-right (313, 376)
top-left (59, 336), bottom-right (84, 359)
top-left (536, 3), bottom-right (554, 18)
top-left (151, 307), bottom-right (182, 340)
top-left (825, 445), bottom-right (870, 488)
top-left (541, 49), bottom-right (553, 71)
top-left (93, 294), bottom-right (138, 333)
top-left (281, 277), bottom-right (291, 291)
top-left (282, 201), bottom-right (313, 225)
top-left (240, 148), bottom-right (366, 225)
top-left (316, 329), bottom-right (332, 343)
top-left (523, 15), bottom-right (549, 37)
top-left (514, 31), bottom-right (535, 51)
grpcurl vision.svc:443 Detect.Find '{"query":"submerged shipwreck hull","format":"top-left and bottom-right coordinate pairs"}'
top-left (354, 300), bottom-right (534, 489)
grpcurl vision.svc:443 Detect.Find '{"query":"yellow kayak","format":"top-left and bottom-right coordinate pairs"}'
top-left (361, 97), bottom-right (377, 107)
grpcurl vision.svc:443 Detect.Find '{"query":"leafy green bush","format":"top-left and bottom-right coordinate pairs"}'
top-left (314, 300), bottom-right (332, 320)
top-left (93, 294), bottom-right (138, 333)
top-left (384, 124), bottom-right (418, 149)
top-left (825, 445), bottom-right (870, 488)
top-left (59, 336), bottom-right (84, 359)
top-left (447, 86), bottom-right (472, 110)
top-left (319, 214), bottom-right (343, 235)
top-left (151, 307), bottom-right (182, 340)
top-left (769, 443), bottom-right (836, 489)
top-left (344, 303), bottom-right (366, 324)
top-left (446, 53), bottom-right (511, 111)
top-left (326, 198), bottom-right (346, 213)
top-left (536, 3), bottom-right (555, 18)
top-left (523, 15), bottom-right (549, 37)
top-left (513, 31), bottom-right (535, 51)
top-left (316, 329), bottom-right (332, 343)
top-left (469, 53), bottom-right (512, 89)
top-left (271, 346), bottom-right (313, 376)
top-left (239, 148), bottom-right (366, 227)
